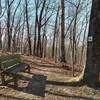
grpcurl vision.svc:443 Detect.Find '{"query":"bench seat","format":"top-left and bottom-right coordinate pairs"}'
top-left (6, 63), bottom-right (30, 74)
top-left (0, 54), bottom-right (30, 87)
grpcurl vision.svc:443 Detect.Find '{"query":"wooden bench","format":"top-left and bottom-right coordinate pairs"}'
top-left (0, 54), bottom-right (30, 87)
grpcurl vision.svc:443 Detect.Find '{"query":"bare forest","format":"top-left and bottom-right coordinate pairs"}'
top-left (0, 0), bottom-right (100, 100)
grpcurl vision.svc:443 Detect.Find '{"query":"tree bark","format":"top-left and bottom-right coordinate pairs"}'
top-left (0, 0), bottom-right (2, 50)
top-left (52, 5), bottom-right (59, 58)
top-left (60, 0), bottom-right (66, 62)
top-left (7, 0), bottom-right (11, 51)
top-left (25, 0), bottom-right (32, 55)
top-left (0, 22), bottom-right (2, 50)
top-left (37, 0), bottom-right (46, 57)
top-left (83, 0), bottom-right (100, 85)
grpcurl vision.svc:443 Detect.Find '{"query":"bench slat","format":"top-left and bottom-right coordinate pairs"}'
top-left (1, 59), bottom-right (20, 70)
top-left (0, 54), bottom-right (21, 70)
top-left (6, 63), bottom-right (27, 74)
top-left (0, 54), bottom-right (20, 61)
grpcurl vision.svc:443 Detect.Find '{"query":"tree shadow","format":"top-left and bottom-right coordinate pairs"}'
top-left (47, 79), bottom-right (100, 89)
top-left (46, 80), bottom-right (84, 87)
top-left (46, 90), bottom-right (95, 100)
top-left (31, 66), bottom-right (70, 75)
top-left (0, 74), bottom-right (100, 99)
top-left (46, 80), bottom-right (100, 100)
top-left (25, 60), bottom-right (81, 76)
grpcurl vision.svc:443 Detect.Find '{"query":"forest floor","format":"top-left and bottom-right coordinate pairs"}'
top-left (0, 53), bottom-right (100, 100)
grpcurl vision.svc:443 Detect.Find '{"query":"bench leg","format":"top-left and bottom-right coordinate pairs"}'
top-left (1, 73), bottom-right (6, 85)
top-left (13, 76), bottom-right (18, 87)
top-left (27, 66), bottom-right (31, 73)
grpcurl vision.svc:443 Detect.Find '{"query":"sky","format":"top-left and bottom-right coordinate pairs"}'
top-left (0, 0), bottom-right (92, 44)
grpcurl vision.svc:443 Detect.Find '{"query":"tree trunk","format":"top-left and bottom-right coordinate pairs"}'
top-left (33, 0), bottom-right (38, 56)
top-left (0, 22), bottom-right (2, 50)
top-left (52, 5), bottom-right (59, 58)
top-left (60, 0), bottom-right (66, 62)
top-left (0, 0), bottom-right (2, 50)
top-left (37, 23), bottom-right (42, 57)
top-left (7, 0), bottom-right (11, 51)
top-left (25, 0), bottom-right (32, 55)
top-left (33, 15), bottom-right (37, 56)
top-left (83, 0), bottom-right (100, 85)
top-left (37, 0), bottom-right (46, 57)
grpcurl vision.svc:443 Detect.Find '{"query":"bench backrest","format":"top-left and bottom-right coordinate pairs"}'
top-left (0, 54), bottom-right (21, 71)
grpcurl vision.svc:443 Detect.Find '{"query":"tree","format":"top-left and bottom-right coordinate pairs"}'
top-left (25, 0), bottom-right (32, 55)
top-left (36, 0), bottom-right (46, 57)
top-left (83, 0), bottom-right (100, 85)
top-left (7, 0), bottom-right (11, 51)
top-left (33, 0), bottom-right (38, 56)
top-left (0, 0), bottom-right (2, 50)
top-left (60, 0), bottom-right (66, 62)
top-left (52, 5), bottom-right (59, 58)
top-left (11, 0), bottom-right (21, 52)
top-left (6, 0), bottom-right (15, 51)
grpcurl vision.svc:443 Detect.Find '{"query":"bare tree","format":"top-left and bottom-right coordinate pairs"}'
top-left (0, 0), bottom-right (2, 50)
top-left (25, 0), bottom-right (32, 55)
top-left (60, 0), bottom-right (66, 62)
top-left (33, 0), bottom-right (38, 56)
top-left (36, 0), bottom-right (46, 57)
top-left (52, 5), bottom-right (59, 58)
top-left (7, 0), bottom-right (11, 51)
